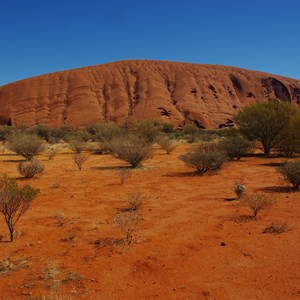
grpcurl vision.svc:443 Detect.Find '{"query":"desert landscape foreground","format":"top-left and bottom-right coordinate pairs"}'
top-left (0, 142), bottom-right (299, 300)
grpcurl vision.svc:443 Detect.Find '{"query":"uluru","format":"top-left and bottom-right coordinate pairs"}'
top-left (0, 60), bottom-right (299, 129)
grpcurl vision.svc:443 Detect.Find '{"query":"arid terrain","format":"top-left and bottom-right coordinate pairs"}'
top-left (0, 143), bottom-right (299, 300)
top-left (0, 60), bottom-right (299, 129)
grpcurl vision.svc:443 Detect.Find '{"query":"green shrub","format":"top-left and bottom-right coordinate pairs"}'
top-left (26, 125), bottom-right (51, 141)
top-left (234, 101), bottom-right (297, 155)
top-left (0, 175), bottom-right (39, 241)
top-left (219, 135), bottom-right (252, 160)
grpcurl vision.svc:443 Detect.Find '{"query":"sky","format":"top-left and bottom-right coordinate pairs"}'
top-left (0, 0), bottom-right (299, 86)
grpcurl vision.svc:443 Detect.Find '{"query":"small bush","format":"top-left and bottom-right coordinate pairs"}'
top-left (46, 147), bottom-right (59, 160)
top-left (125, 192), bottom-right (144, 211)
top-left (157, 136), bottom-right (176, 154)
top-left (73, 152), bottom-right (90, 170)
top-left (182, 123), bottom-right (199, 143)
top-left (18, 159), bottom-right (44, 178)
top-left (241, 193), bottom-right (275, 219)
top-left (234, 182), bottom-right (246, 199)
top-left (113, 211), bottom-right (140, 245)
top-left (0, 175), bottom-right (39, 241)
top-left (262, 222), bottom-right (289, 234)
top-left (277, 161), bottom-right (300, 190)
top-left (130, 119), bottom-right (162, 145)
top-left (68, 139), bottom-right (86, 153)
top-left (26, 124), bottom-right (51, 141)
top-left (7, 133), bottom-right (45, 160)
top-left (110, 135), bottom-right (152, 168)
top-left (219, 135), bottom-right (252, 160)
top-left (116, 168), bottom-right (132, 184)
top-left (179, 149), bottom-right (226, 175)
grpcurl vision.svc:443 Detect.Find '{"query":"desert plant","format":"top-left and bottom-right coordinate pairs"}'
top-left (219, 135), bottom-right (252, 160)
top-left (17, 159), bottom-right (44, 178)
top-left (262, 222), bottom-right (289, 234)
top-left (130, 119), bottom-right (162, 144)
top-left (116, 168), bottom-right (132, 184)
top-left (234, 182), bottom-right (246, 199)
top-left (125, 192), bottom-right (144, 211)
top-left (68, 138), bottom-right (86, 153)
top-left (277, 161), bottom-right (300, 190)
top-left (157, 136), bottom-right (176, 154)
top-left (110, 135), bottom-right (152, 168)
top-left (73, 152), bottom-right (90, 170)
top-left (241, 193), bottom-right (275, 219)
top-left (7, 133), bottom-right (45, 160)
top-left (276, 113), bottom-right (300, 157)
top-left (26, 124), bottom-right (51, 141)
top-left (113, 211), bottom-right (140, 245)
top-left (0, 175), bottom-right (39, 241)
top-left (46, 147), bottom-right (59, 160)
top-left (182, 123), bottom-right (199, 143)
top-left (234, 101), bottom-right (297, 155)
top-left (179, 149), bottom-right (226, 175)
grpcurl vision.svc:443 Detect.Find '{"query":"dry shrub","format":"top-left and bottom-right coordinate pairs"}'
top-left (110, 135), bottom-right (152, 168)
top-left (262, 222), bottom-right (289, 234)
top-left (234, 182), bottom-right (246, 199)
top-left (7, 133), bottom-right (45, 160)
top-left (73, 152), bottom-right (90, 170)
top-left (46, 147), bottom-right (59, 160)
top-left (113, 211), bottom-right (140, 245)
top-left (18, 159), bottom-right (44, 178)
top-left (0, 258), bottom-right (17, 275)
top-left (241, 193), bottom-right (275, 218)
top-left (157, 136), bottom-right (176, 154)
top-left (125, 192), bottom-right (144, 211)
top-left (219, 135), bottom-right (252, 160)
top-left (116, 168), bottom-right (132, 184)
top-left (68, 139), bottom-right (86, 153)
top-left (277, 161), bottom-right (300, 190)
top-left (179, 150), bottom-right (226, 175)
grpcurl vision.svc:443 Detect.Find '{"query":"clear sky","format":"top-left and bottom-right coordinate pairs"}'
top-left (1, 0), bottom-right (299, 86)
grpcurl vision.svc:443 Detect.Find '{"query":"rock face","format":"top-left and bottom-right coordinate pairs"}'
top-left (0, 60), bottom-right (299, 129)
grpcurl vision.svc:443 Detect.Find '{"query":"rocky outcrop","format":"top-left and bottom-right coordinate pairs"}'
top-left (0, 60), bottom-right (299, 129)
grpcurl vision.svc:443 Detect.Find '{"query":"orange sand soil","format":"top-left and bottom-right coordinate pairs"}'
top-left (0, 144), bottom-right (299, 299)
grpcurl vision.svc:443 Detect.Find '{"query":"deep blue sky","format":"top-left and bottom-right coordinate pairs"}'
top-left (1, 0), bottom-right (299, 86)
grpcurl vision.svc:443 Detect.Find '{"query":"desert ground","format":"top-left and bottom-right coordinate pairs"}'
top-left (0, 143), bottom-right (299, 300)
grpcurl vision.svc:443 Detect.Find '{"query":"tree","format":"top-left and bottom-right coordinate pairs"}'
top-left (0, 176), bottom-right (39, 241)
top-left (234, 101), bottom-right (297, 155)
top-left (276, 113), bottom-right (300, 157)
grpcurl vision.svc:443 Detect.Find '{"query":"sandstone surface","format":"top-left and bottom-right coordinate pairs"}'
top-left (0, 60), bottom-right (299, 129)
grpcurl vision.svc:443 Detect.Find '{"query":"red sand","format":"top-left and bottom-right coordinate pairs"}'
top-left (0, 144), bottom-right (299, 299)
